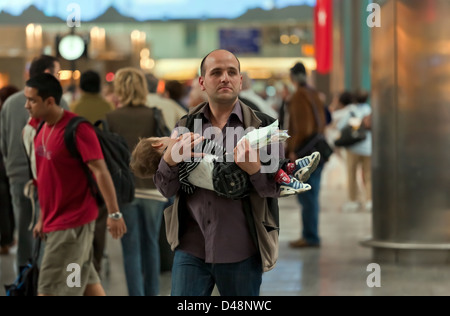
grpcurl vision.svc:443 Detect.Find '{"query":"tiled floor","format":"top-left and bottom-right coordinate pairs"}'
top-left (2, 155), bottom-right (450, 296)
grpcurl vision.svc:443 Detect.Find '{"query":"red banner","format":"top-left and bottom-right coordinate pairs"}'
top-left (314, 0), bottom-right (333, 74)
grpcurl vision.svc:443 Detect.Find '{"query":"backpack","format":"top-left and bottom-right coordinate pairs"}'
top-left (4, 239), bottom-right (40, 296)
top-left (64, 117), bottom-right (135, 206)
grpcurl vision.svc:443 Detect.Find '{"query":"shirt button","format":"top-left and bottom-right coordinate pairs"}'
top-left (207, 220), bottom-right (211, 225)
top-left (230, 182), bottom-right (235, 187)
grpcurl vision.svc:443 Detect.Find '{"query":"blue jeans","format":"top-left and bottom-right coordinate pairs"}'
top-left (120, 198), bottom-right (165, 296)
top-left (296, 162), bottom-right (324, 245)
top-left (171, 250), bottom-right (262, 296)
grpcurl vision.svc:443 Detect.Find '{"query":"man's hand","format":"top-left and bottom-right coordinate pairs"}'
top-left (33, 218), bottom-right (44, 240)
top-left (164, 131), bottom-right (205, 167)
top-left (107, 217), bottom-right (127, 240)
top-left (234, 139), bottom-right (261, 176)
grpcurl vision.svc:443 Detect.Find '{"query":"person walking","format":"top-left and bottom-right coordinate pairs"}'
top-left (187, 76), bottom-right (208, 109)
top-left (26, 73), bottom-right (126, 296)
top-left (106, 67), bottom-right (168, 296)
top-left (240, 72), bottom-right (278, 119)
top-left (71, 69), bottom-right (115, 274)
top-left (0, 85), bottom-right (19, 255)
top-left (336, 90), bottom-right (372, 212)
top-left (146, 73), bottom-right (187, 130)
top-left (0, 55), bottom-right (69, 270)
top-left (164, 80), bottom-right (189, 112)
top-left (154, 49), bottom-right (284, 296)
top-left (286, 62), bottom-right (328, 248)
top-left (71, 70), bottom-right (115, 123)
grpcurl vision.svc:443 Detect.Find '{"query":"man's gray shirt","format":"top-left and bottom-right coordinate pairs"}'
top-left (0, 90), bottom-right (68, 184)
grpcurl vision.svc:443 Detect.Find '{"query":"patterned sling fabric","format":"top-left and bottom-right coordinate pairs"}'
top-left (179, 138), bottom-right (225, 195)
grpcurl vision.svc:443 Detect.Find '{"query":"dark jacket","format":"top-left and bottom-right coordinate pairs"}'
top-left (286, 86), bottom-right (327, 156)
top-left (106, 104), bottom-right (158, 189)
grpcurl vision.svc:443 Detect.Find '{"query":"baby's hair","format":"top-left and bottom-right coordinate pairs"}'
top-left (130, 138), bottom-right (163, 179)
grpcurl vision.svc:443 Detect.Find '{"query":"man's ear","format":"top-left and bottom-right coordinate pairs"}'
top-left (44, 96), bottom-right (56, 107)
top-left (199, 77), bottom-right (206, 91)
top-left (151, 142), bottom-right (164, 149)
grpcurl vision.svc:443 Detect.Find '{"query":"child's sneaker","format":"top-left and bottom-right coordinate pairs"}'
top-left (280, 177), bottom-right (311, 197)
top-left (293, 151), bottom-right (321, 182)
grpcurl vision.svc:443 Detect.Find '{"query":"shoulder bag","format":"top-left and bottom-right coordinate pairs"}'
top-left (334, 112), bottom-right (367, 147)
top-left (294, 89), bottom-right (333, 163)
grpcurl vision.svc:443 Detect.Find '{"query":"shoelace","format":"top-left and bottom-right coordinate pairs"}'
top-left (289, 179), bottom-right (306, 189)
top-left (296, 158), bottom-right (310, 169)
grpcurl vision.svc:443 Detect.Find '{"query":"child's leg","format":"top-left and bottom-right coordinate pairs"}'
top-left (275, 169), bottom-right (291, 184)
top-left (275, 170), bottom-right (311, 197)
top-left (286, 152), bottom-right (321, 183)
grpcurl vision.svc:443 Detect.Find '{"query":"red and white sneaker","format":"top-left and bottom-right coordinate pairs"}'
top-left (280, 177), bottom-right (311, 197)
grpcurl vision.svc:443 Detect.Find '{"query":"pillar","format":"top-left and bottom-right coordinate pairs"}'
top-left (361, 0), bottom-right (450, 264)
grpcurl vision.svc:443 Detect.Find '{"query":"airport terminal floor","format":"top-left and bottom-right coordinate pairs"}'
top-left (1, 154), bottom-right (449, 297)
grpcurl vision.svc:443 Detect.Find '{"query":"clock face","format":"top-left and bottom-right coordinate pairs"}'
top-left (58, 35), bottom-right (85, 61)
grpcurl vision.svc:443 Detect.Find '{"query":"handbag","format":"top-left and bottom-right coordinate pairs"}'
top-left (4, 239), bottom-right (41, 296)
top-left (334, 124), bottom-right (367, 147)
top-left (294, 89), bottom-right (333, 163)
top-left (296, 133), bottom-right (333, 163)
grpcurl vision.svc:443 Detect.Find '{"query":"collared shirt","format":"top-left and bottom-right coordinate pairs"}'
top-left (155, 101), bottom-right (281, 264)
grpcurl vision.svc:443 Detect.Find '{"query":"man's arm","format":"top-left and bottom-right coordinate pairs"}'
top-left (154, 159), bottom-right (181, 198)
top-left (87, 159), bottom-right (127, 240)
top-left (234, 139), bottom-right (282, 198)
top-left (154, 132), bottom-right (204, 198)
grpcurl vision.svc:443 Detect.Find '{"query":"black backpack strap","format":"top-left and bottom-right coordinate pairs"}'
top-left (36, 120), bottom-right (45, 134)
top-left (64, 116), bottom-right (90, 158)
top-left (93, 119), bottom-right (109, 132)
top-left (64, 116), bottom-right (102, 204)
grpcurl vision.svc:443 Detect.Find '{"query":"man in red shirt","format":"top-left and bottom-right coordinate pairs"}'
top-left (24, 73), bottom-right (126, 296)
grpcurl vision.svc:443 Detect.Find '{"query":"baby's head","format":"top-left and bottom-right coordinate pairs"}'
top-left (130, 137), bottom-right (170, 178)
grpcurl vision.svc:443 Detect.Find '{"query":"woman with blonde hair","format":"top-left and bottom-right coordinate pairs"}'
top-left (106, 67), bottom-right (169, 296)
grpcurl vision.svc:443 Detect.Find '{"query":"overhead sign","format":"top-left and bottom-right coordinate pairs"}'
top-left (219, 28), bottom-right (261, 54)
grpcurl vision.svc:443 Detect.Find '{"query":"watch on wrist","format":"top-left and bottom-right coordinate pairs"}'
top-left (108, 212), bottom-right (123, 220)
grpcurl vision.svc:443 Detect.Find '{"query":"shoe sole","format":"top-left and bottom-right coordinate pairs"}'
top-left (294, 152), bottom-right (321, 182)
top-left (280, 184), bottom-right (311, 197)
top-left (289, 241), bottom-right (321, 248)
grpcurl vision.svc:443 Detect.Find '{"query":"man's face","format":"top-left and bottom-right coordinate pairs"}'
top-left (199, 50), bottom-right (242, 105)
top-left (24, 87), bottom-right (48, 119)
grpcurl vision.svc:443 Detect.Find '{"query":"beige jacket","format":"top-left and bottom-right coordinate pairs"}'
top-left (163, 102), bottom-right (280, 272)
